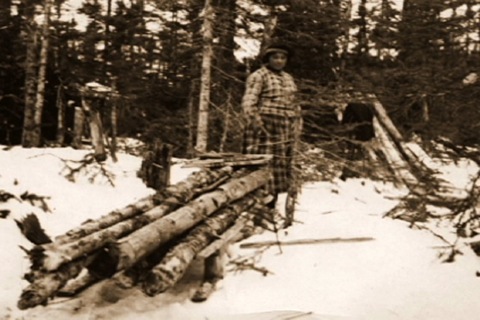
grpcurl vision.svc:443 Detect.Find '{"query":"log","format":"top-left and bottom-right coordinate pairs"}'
top-left (54, 196), bottom-right (155, 245)
top-left (33, 166), bottom-right (236, 271)
top-left (37, 203), bottom-right (176, 271)
top-left (17, 255), bottom-right (95, 310)
top-left (56, 270), bottom-right (99, 297)
top-left (141, 195), bottom-right (257, 296)
top-left (197, 215), bottom-right (253, 259)
top-left (53, 166), bottom-right (234, 245)
top-left (101, 168), bottom-right (271, 273)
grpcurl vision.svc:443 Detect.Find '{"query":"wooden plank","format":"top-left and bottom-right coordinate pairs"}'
top-left (183, 154), bottom-right (273, 168)
top-left (240, 237), bottom-right (375, 249)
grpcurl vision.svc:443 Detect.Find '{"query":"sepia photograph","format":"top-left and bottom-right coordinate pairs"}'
top-left (1, 0), bottom-right (480, 319)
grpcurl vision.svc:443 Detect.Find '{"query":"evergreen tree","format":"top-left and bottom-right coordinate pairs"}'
top-left (0, 0), bottom-right (24, 144)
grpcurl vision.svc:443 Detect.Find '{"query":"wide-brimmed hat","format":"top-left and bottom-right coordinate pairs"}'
top-left (261, 44), bottom-right (294, 62)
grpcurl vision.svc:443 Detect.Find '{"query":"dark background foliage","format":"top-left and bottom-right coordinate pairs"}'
top-left (1, 0), bottom-right (479, 156)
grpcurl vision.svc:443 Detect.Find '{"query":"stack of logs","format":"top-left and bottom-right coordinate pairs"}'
top-left (18, 157), bottom-right (273, 310)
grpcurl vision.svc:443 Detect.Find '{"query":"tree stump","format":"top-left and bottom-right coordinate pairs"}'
top-left (191, 249), bottom-right (225, 303)
top-left (80, 95), bottom-right (106, 162)
top-left (138, 141), bottom-right (172, 191)
top-left (72, 106), bottom-right (85, 149)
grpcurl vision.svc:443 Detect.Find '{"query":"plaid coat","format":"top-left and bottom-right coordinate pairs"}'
top-left (241, 67), bottom-right (300, 117)
top-left (242, 67), bottom-right (301, 194)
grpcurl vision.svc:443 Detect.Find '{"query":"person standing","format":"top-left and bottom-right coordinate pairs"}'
top-left (241, 44), bottom-right (302, 209)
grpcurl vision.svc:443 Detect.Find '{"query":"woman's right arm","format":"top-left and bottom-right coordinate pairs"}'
top-left (241, 72), bottom-right (263, 117)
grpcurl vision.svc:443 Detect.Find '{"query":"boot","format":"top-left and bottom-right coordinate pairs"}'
top-left (267, 193), bottom-right (278, 209)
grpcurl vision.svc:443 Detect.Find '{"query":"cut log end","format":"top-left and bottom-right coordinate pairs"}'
top-left (111, 271), bottom-right (137, 290)
top-left (87, 246), bottom-right (120, 279)
top-left (17, 290), bottom-right (48, 310)
top-left (42, 250), bottom-right (73, 272)
top-left (141, 271), bottom-right (170, 297)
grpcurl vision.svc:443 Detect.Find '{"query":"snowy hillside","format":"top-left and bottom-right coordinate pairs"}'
top-left (1, 143), bottom-right (479, 320)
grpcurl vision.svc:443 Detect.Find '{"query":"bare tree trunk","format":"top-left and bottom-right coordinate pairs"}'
top-left (104, 0), bottom-right (112, 76)
top-left (22, 1), bottom-right (38, 147)
top-left (421, 96), bottom-right (429, 122)
top-left (56, 83), bottom-right (65, 145)
top-left (31, 0), bottom-right (53, 146)
top-left (109, 101), bottom-right (118, 161)
top-left (195, 0), bottom-right (214, 153)
top-left (0, 0), bottom-right (12, 93)
top-left (356, 0), bottom-right (368, 59)
top-left (187, 80), bottom-right (197, 157)
top-left (72, 106), bottom-right (85, 149)
top-left (109, 79), bottom-right (118, 162)
top-left (339, 0), bottom-right (352, 71)
top-left (219, 91), bottom-right (231, 152)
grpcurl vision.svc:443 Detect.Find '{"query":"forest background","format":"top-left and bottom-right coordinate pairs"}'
top-left (1, 0), bottom-right (479, 160)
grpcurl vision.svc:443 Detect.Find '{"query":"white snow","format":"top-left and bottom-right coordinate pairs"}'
top-left (0, 144), bottom-right (479, 320)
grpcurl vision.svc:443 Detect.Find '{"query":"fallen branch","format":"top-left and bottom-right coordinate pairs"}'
top-left (20, 192), bottom-right (51, 213)
top-left (0, 190), bottom-right (20, 202)
top-left (227, 246), bottom-right (273, 276)
top-left (30, 152), bottom-right (116, 186)
top-left (228, 260), bottom-right (273, 276)
top-left (63, 153), bottom-right (115, 186)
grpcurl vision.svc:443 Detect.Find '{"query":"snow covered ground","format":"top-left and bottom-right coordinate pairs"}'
top-left (0, 143), bottom-right (479, 320)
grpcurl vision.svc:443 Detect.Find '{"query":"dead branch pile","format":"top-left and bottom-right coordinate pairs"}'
top-left (318, 96), bottom-right (480, 264)
top-left (18, 157), bottom-right (274, 310)
top-left (369, 95), bottom-right (480, 261)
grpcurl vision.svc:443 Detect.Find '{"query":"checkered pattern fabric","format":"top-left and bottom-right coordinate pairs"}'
top-left (241, 67), bottom-right (300, 118)
top-left (243, 114), bottom-right (296, 194)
